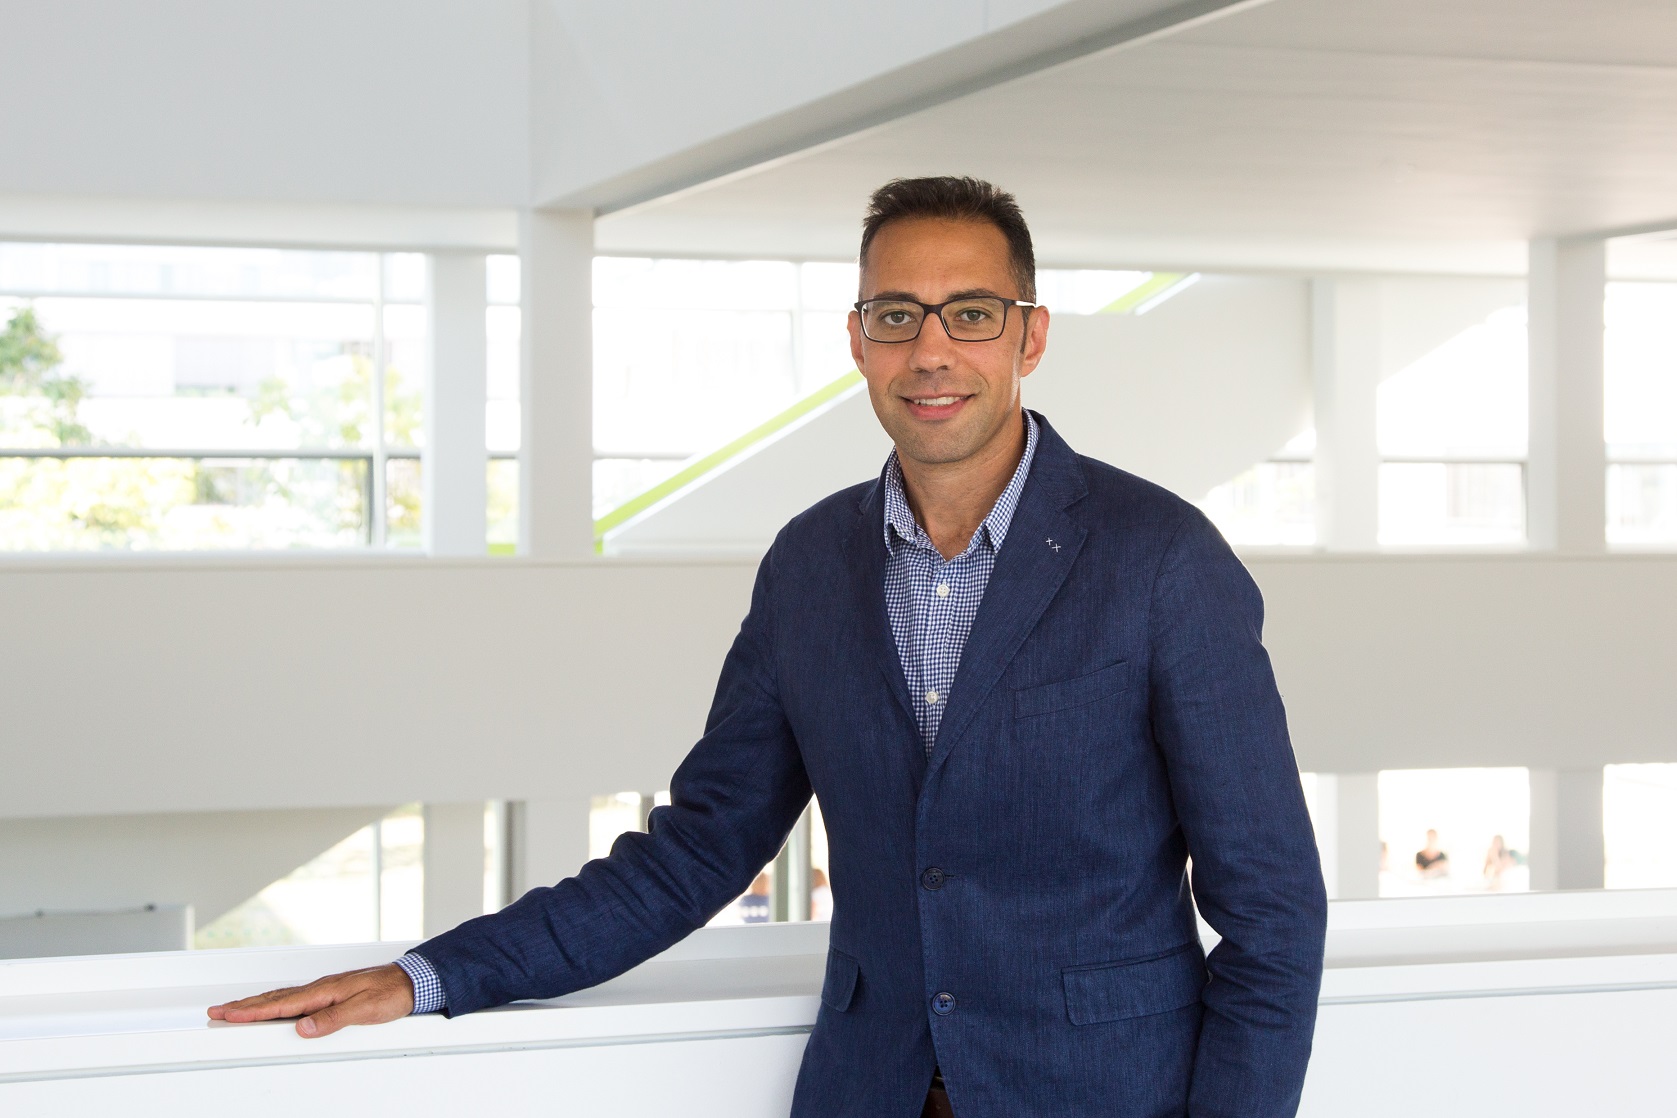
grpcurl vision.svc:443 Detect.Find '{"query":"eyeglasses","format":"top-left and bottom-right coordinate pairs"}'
top-left (854, 296), bottom-right (1037, 343)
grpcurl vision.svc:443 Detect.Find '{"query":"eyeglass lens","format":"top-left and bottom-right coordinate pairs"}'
top-left (861, 298), bottom-right (1011, 342)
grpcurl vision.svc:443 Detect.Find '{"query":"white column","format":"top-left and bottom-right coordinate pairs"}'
top-left (1528, 767), bottom-right (1605, 890)
top-left (507, 792), bottom-right (594, 898)
top-left (424, 252), bottom-right (489, 556)
top-left (1312, 279), bottom-right (1382, 550)
top-left (1328, 773), bottom-right (1382, 900)
top-left (1527, 238), bottom-right (1607, 553)
top-left (520, 208), bottom-right (595, 560)
top-left (422, 802), bottom-right (486, 938)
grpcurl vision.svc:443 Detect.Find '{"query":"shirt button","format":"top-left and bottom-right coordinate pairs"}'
top-left (921, 867), bottom-right (946, 890)
top-left (936, 582), bottom-right (949, 598)
top-left (925, 689), bottom-right (940, 705)
top-left (932, 992), bottom-right (956, 1015)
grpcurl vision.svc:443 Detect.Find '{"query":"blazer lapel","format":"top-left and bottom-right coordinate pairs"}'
top-left (926, 415), bottom-right (1088, 781)
top-left (841, 478), bottom-right (917, 731)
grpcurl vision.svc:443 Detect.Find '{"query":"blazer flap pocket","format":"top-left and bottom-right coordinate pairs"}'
top-left (1013, 660), bottom-right (1130, 719)
top-left (1063, 943), bottom-right (1206, 1026)
top-left (821, 948), bottom-right (860, 1013)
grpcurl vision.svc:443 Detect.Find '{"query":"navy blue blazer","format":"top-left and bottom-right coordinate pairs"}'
top-left (418, 413), bottom-right (1327, 1117)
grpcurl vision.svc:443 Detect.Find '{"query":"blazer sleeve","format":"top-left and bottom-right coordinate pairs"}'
top-left (1147, 510), bottom-right (1327, 1118)
top-left (413, 545), bottom-right (811, 1017)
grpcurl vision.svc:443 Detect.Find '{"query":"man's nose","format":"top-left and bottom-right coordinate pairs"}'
top-left (908, 310), bottom-right (957, 371)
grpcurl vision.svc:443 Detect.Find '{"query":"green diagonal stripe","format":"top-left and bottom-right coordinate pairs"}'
top-left (593, 369), bottom-right (865, 543)
top-left (1099, 272), bottom-right (1187, 315)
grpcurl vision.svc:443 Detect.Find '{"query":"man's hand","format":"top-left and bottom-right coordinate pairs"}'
top-left (207, 963), bottom-right (416, 1038)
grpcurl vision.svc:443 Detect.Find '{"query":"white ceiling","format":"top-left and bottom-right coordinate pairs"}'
top-left (598, 0), bottom-right (1677, 274)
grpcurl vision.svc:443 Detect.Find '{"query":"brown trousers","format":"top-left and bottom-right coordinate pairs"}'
top-left (921, 1069), bottom-right (955, 1118)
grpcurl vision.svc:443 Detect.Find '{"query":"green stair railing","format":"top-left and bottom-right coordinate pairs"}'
top-left (593, 369), bottom-right (866, 549)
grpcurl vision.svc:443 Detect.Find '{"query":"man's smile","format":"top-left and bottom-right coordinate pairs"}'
top-left (902, 393), bottom-right (974, 419)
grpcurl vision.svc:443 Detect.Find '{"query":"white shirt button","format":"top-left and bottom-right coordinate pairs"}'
top-left (925, 689), bottom-right (940, 704)
top-left (936, 582), bottom-right (950, 598)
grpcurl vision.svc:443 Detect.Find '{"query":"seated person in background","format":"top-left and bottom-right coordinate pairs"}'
top-left (809, 867), bottom-right (833, 922)
top-left (739, 872), bottom-right (772, 924)
top-left (1415, 829), bottom-right (1450, 879)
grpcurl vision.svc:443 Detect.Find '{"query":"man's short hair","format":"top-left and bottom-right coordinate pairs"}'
top-left (860, 176), bottom-right (1036, 301)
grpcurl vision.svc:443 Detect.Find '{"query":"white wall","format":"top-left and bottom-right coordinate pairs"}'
top-left (1, 553), bottom-right (1673, 827)
top-left (0, 1), bottom-right (529, 207)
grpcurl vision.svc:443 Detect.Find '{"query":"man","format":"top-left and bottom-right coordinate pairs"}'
top-left (211, 177), bottom-right (1327, 1117)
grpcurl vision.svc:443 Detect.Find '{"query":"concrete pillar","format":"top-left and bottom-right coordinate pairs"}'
top-left (424, 252), bottom-right (489, 556)
top-left (422, 802), bottom-right (486, 938)
top-left (1527, 238), bottom-right (1607, 554)
top-left (1312, 773), bottom-right (1381, 900)
top-left (520, 208), bottom-right (595, 560)
top-left (1528, 767), bottom-right (1605, 890)
top-left (1312, 279), bottom-right (1382, 550)
top-left (507, 792), bottom-right (594, 899)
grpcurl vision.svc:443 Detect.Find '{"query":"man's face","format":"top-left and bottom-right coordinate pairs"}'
top-left (849, 217), bottom-right (1049, 469)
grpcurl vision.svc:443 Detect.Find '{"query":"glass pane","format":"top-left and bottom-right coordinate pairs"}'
top-left (594, 306), bottom-right (796, 457)
top-left (1604, 282), bottom-right (1677, 459)
top-left (378, 806), bottom-right (424, 941)
top-left (1378, 768), bottom-right (1531, 896)
top-left (486, 254), bottom-right (521, 306)
top-left (385, 457), bottom-right (422, 549)
top-left (1199, 461), bottom-right (1315, 546)
top-left (1034, 269), bottom-right (1152, 315)
top-left (1604, 764), bottom-right (1677, 889)
top-left (799, 262), bottom-right (859, 311)
top-left (487, 304), bottom-right (520, 452)
top-left (0, 455), bottom-right (367, 550)
top-left (196, 825), bottom-right (377, 948)
top-left (381, 303), bottom-right (425, 449)
top-left (588, 792), bottom-right (645, 860)
top-left (0, 242), bottom-right (377, 300)
top-left (488, 458), bottom-right (519, 553)
top-left (1, 295), bottom-right (375, 451)
top-left (1379, 462), bottom-right (1525, 546)
top-left (592, 457), bottom-right (685, 520)
top-left (1378, 305), bottom-right (1528, 458)
top-left (1607, 463), bottom-right (1677, 545)
top-left (383, 254), bottom-right (427, 304)
top-left (594, 257), bottom-right (797, 312)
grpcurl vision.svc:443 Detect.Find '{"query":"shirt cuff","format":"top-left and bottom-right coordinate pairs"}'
top-left (394, 951), bottom-right (447, 1014)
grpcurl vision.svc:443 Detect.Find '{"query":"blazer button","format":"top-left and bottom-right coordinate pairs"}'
top-left (921, 867), bottom-right (946, 890)
top-left (932, 992), bottom-right (956, 1015)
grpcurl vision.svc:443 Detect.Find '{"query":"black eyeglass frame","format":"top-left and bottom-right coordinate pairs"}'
top-left (852, 296), bottom-right (1039, 343)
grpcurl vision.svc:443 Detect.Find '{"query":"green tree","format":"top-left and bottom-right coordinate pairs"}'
top-left (0, 306), bottom-right (94, 446)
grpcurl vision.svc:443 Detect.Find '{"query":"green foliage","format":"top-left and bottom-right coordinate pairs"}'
top-left (0, 305), bottom-right (94, 446)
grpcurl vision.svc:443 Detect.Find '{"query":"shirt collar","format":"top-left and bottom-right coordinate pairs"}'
top-left (882, 410), bottom-right (1039, 557)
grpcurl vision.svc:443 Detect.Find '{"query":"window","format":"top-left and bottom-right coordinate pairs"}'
top-left (1604, 764), bottom-right (1677, 888)
top-left (1378, 304), bottom-right (1528, 546)
top-left (1377, 767), bottom-right (1531, 896)
top-left (196, 805), bottom-right (424, 949)
top-left (0, 242), bottom-right (425, 551)
top-left (1605, 282), bottom-right (1677, 547)
top-left (1200, 430), bottom-right (1316, 546)
top-left (486, 254), bottom-right (521, 552)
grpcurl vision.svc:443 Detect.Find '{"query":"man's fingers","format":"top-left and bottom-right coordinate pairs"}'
top-left (299, 983), bottom-right (411, 1038)
top-left (209, 971), bottom-right (375, 1023)
top-left (208, 964), bottom-right (414, 1034)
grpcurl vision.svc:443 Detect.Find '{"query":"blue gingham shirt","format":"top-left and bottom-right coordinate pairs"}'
top-left (883, 411), bottom-right (1038, 756)
top-left (397, 411), bottom-right (1038, 1014)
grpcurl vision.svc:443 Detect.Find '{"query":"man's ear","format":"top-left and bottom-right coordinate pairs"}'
top-left (848, 310), bottom-right (865, 369)
top-left (1017, 306), bottom-right (1050, 379)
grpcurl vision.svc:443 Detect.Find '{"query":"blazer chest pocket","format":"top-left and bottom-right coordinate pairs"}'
top-left (821, 948), bottom-right (860, 1013)
top-left (1062, 942), bottom-right (1206, 1026)
top-left (1013, 660), bottom-right (1130, 719)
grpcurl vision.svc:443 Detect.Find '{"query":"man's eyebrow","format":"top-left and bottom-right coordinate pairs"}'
top-left (860, 287), bottom-right (1008, 303)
